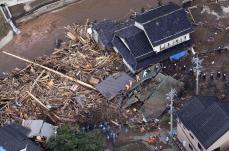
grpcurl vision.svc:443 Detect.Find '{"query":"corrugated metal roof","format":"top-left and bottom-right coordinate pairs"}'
top-left (22, 120), bottom-right (56, 140)
top-left (96, 72), bottom-right (134, 100)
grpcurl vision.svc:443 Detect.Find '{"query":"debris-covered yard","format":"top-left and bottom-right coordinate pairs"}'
top-left (0, 0), bottom-right (229, 151)
top-left (0, 24), bottom-right (131, 125)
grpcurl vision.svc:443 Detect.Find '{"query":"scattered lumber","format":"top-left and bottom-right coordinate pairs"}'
top-left (2, 51), bottom-right (96, 90)
top-left (0, 24), bottom-right (127, 125)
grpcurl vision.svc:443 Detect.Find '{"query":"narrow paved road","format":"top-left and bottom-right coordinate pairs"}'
top-left (0, 0), bottom-right (181, 75)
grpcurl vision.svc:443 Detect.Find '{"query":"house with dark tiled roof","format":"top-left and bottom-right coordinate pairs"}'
top-left (0, 124), bottom-right (43, 151)
top-left (177, 96), bottom-right (229, 151)
top-left (91, 20), bottom-right (119, 50)
top-left (91, 2), bottom-right (193, 73)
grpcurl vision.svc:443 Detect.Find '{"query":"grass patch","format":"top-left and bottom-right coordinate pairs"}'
top-left (0, 11), bottom-right (10, 39)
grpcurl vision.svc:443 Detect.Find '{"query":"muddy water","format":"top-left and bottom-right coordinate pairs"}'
top-left (0, 0), bottom-right (152, 74)
top-left (0, 0), bottom-right (181, 75)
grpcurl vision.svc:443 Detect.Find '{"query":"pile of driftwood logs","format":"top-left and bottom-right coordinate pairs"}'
top-left (0, 24), bottom-right (131, 125)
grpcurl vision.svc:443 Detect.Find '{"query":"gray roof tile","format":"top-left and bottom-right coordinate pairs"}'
top-left (178, 96), bottom-right (229, 149)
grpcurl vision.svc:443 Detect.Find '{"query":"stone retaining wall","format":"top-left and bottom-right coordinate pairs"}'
top-left (9, 0), bottom-right (81, 23)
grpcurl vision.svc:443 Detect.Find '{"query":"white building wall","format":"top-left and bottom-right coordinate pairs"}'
top-left (207, 131), bottom-right (229, 151)
top-left (177, 119), bottom-right (229, 151)
top-left (177, 120), bottom-right (203, 151)
top-left (154, 33), bottom-right (190, 53)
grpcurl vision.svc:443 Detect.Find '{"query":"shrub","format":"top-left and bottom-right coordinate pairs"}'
top-left (47, 125), bottom-right (105, 151)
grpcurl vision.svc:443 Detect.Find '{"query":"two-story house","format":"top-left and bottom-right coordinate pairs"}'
top-left (91, 2), bottom-right (194, 73)
top-left (177, 96), bottom-right (229, 151)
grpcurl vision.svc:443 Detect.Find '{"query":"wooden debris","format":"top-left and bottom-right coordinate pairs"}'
top-left (2, 51), bottom-right (96, 90)
top-left (66, 32), bottom-right (76, 40)
top-left (27, 91), bottom-right (49, 110)
top-left (0, 24), bottom-right (126, 125)
top-left (89, 77), bottom-right (100, 85)
top-left (30, 70), bottom-right (45, 92)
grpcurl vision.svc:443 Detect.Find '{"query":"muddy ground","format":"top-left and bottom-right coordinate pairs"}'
top-left (0, 0), bottom-right (228, 76)
top-left (0, 0), bottom-right (182, 76)
top-left (0, 1), bottom-right (228, 150)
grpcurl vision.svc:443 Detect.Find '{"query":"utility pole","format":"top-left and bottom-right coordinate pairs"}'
top-left (166, 88), bottom-right (177, 137)
top-left (192, 56), bottom-right (203, 95)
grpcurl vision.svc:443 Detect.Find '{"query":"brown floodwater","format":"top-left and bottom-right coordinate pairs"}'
top-left (0, 0), bottom-right (181, 75)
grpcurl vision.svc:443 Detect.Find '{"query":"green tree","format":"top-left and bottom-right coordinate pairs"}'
top-left (47, 125), bottom-right (105, 151)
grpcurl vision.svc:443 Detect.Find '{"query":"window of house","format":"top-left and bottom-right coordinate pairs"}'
top-left (189, 144), bottom-right (193, 151)
top-left (176, 39), bottom-right (179, 43)
top-left (212, 147), bottom-right (220, 151)
top-left (184, 35), bottom-right (187, 40)
top-left (198, 143), bottom-right (203, 151)
top-left (189, 133), bottom-right (194, 139)
top-left (168, 43), bottom-right (170, 47)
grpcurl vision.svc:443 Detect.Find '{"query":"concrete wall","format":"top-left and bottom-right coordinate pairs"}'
top-left (177, 119), bottom-right (229, 151)
top-left (16, 0), bottom-right (80, 23)
top-left (0, 0), bottom-right (35, 6)
top-left (0, 30), bottom-right (13, 49)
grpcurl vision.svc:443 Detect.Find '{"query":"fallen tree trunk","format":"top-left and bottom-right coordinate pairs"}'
top-left (2, 51), bottom-right (96, 90)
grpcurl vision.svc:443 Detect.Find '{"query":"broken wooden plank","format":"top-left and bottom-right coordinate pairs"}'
top-left (27, 91), bottom-right (50, 110)
top-left (2, 51), bottom-right (96, 90)
top-left (30, 70), bottom-right (45, 92)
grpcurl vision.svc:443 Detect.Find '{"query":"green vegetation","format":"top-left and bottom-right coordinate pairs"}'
top-left (0, 11), bottom-right (10, 39)
top-left (160, 114), bottom-right (170, 127)
top-left (47, 125), bottom-right (105, 151)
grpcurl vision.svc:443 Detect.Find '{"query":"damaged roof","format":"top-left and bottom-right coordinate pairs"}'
top-left (92, 20), bottom-right (120, 49)
top-left (22, 120), bottom-right (56, 140)
top-left (134, 3), bottom-right (193, 46)
top-left (96, 72), bottom-right (134, 100)
top-left (178, 96), bottom-right (229, 149)
top-left (0, 124), bottom-right (43, 151)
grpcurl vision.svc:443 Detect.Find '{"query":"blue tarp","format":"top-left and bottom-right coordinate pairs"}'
top-left (0, 147), bottom-right (6, 151)
top-left (169, 50), bottom-right (189, 61)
